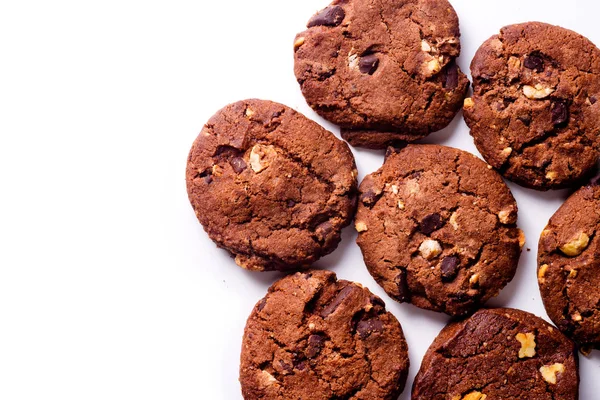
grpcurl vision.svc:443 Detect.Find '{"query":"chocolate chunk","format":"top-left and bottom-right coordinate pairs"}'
top-left (307, 6), bottom-right (345, 28)
top-left (444, 62), bottom-right (459, 90)
top-left (518, 115), bottom-right (531, 126)
top-left (359, 54), bottom-right (379, 75)
top-left (279, 360), bottom-right (293, 373)
top-left (590, 95), bottom-right (597, 104)
top-left (440, 256), bottom-right (460, 282)
top-left (320, 285), bottom-right (355, 317)
top-left (396, 270), bottom-right (410, 302)
top-left (316, 220), bottom-right (333, 237)
top-left (305, 334), bottom-right (325, 358)
top-left (360, 189), bottom-right (380, 206)
top-left (257, 298), bottom-right (267, 311)
top-left (204, 175), bottom-right (213, 184)
top-left (420, 213), bottom-right (445, 235)
top-left (230, 157), bottom-right (247, 173)
top-left (551, 101), bottom-right (569, 125)
top-left (287, 200), bottom-right (296, 208)
top-left (357, 317), bottom-right (384, 338)
top-left (524, 54), bottom-right (544, 72)
top-left (294, 360), bottom-right (306, 371)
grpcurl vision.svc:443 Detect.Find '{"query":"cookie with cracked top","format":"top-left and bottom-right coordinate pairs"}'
top-left (239, 269), bottom-right (409, 400)
top-left (412, 308), bottom-right (579, 400)
top-left (186, 99), bottom-right (358, 272)
top-left (538, 180), bottom-right (600, 351)
top-left (355, 144), bottom-right (523, 316)
top-left (464, 22), bottom-right (600, 190)
top-left (293, 0), bottom-right (469, 149)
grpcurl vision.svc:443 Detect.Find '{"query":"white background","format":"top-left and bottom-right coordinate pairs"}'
top-left (1, 0), bottom-right (599, 399)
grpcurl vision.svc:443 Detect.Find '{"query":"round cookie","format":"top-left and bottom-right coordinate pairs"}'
top-left (412, 308), bottom-right (579, 400)
top-left (464, 22), bottom-right (600, 190)
top-left (355, 144), bottom-right (523, 316)
top-left (538, 180), bottom-right (600, 350)
top-left (293, 0), bottom-right (469, 149)
top-left (239, 270), bottom-right (409, 400)
top-left (186, 99), bottom-right (357, 272)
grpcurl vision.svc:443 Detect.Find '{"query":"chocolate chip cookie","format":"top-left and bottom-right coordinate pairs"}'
top-left (538, 180), bottom-right (600, 351)
top-left (355, 144), bottom-right (523, 316)
top-left (294, 0), bottom-right (469, 149)
top-left (464, 22), bottom-right (600, 190)
top-left (239, 270), bottom-right (409, 400)
top-left (412, 308), bottom-right (579, 400)
top-left (186, 99), bottom-right (357, 271)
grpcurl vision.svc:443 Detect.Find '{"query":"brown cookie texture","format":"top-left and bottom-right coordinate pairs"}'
top-left (412, 308), bottom-right (579, 400)
top-left (186, 99), bottom-right (358, 272)
top-left (294, 0), bottom-right (469, 149)
top-left (464, 22), bottom-right (600, 190)
top-left (355, 144), bottom-right (523, 316)
top-left (538, 181), bottom-right (600, 350)
top-left (239, 270), bottom-right (409, 400)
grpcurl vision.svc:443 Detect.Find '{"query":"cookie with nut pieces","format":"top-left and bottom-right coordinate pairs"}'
top-left (412, 308), bottom-right (579, 400)
top-left (186, 99), bottom-right (357, 271)
top-left (293, 0), bottom-right (469, 149)
top-left (538, 179), bottom-right (600, 351)
top-left (355, 144), bottom-right (523, 316)
top-left (239, 269), bottom-right (410, 400)
top-left (464, 22), bottom-right (600, 190)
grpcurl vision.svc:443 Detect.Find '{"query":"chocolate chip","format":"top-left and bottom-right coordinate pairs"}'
top-left (359, 54), bottom-right (379, 75)
top-left (307, 5), bottom-right (345, 28)
top-left (558, 319), bottom-right (576, 335)
top-left (257, 298), bottom-right (267, 311)
top-left (320, 286), bottom-right (354, 317)
top-left (444, 61), bottom-right (459, 90)
top-left (287, 200), bottom-right (296, 208)
top-left (356, 318), bottom-right (384, 338)
top-left (316, 220), bottom-right (333, 237)
top-left (230, 157), bottom-right (247, 173)
top-left (590, 95), bottom-right (597, 104)
top-left (590, 172), bottom-right (600, 186)
top-left (395, 270), bottom-right (410, 302)
top-left (295, 360), bottom-right (307, 371)
top-left (360, 189), bottom-right (380, 206)
top-left (518, 115), bottom-right (531, 126)
top-left (551, 101), bottom-right (569, 125)
top-left (524, 54), bottom-right (544, 72)
top-left (420, 213), bottom-right (445, 235)
top-left (440, 256), bottom-right (460, 282)
top-left (279, 360), bottom-right (293, 373)
top-left (384, 146), bottom-right (401, 161)
top-left (204, 175), bottom-right (213, 184)
top-left (305, 334), bottom-right (325, 358)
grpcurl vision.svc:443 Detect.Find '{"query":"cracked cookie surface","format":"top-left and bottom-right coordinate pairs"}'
top-left (186, 99), bottom-right (357, 271)
top-left (356, 145), bottom-right (522, 316)
top-left (293, 0), bottom-right (469, 149)
top-left (464, 22), bottom-right (600, 190)
top-left (538, 181), bottom-right (600, 350)
top-left (239, 270), bottom-right (409, 399)
top-left (412, 308), bottom-right (579, 400)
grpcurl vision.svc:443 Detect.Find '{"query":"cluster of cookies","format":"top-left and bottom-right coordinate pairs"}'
top-left (187, 0), bottom-right (600, 398)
